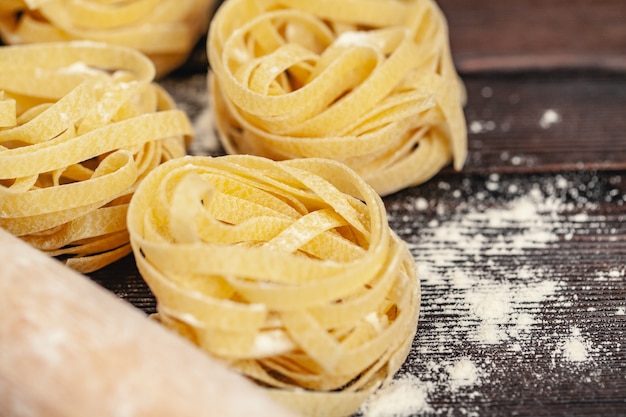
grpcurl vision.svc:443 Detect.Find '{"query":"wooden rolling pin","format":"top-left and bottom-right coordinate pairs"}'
top-left (0, 228), bottom-right (300, 417)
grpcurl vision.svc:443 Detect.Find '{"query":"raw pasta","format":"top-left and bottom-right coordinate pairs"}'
top-left (207, 0), bottom-right (467, 196)
top-left (0, 41), bottom-right (193, 273)
top-left (0, 0), bottom-right (217, 77)
top-left (127, 154), bottom-right (421, 417)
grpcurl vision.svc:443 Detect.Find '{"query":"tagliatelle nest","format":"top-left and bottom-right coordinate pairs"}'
top-left (0, 42), bottom-right (193, 273)
top-left (0, 0), bottom-right (217, 77)
top-left (127, 155), bottom-right (421, 417)
top-left (208, 0), bottom-right (467, 196)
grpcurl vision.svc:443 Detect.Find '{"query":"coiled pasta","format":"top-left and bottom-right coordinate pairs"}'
top-left (208, 0), bottom-right (467, 196)
top-left (0, 42), bottom-right (193, 272)
top-left (127, 154), bottom-right (420, 417)
top-left (0, 0), bottom-right (217, 77)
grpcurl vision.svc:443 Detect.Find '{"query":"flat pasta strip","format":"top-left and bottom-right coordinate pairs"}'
top-left (0, 0), bottom-right (217, 77)
top-left (0, 42), bottom-right (193, 273)
top-left (127, 155), bottom-right (421, 417)
top-left (208, 0), bottom-right (467, 196)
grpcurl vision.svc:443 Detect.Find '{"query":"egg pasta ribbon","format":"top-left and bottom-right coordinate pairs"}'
top-left (0, 42), bottom-right (193, 273)
top-left (127, 155), bottom-right (420, 417)
top-left (208, 0), bottom-right (467, 196)
top-left (0, 0), bottom-right (217, 77)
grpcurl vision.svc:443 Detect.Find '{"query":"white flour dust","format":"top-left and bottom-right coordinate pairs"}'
top-left (191, 105), bottom-right (221, 154)
top-left (539, 108), bottom-right (562, 129)
top-left (372, 173), bottom-right (619, 416)
top-left (558, 327), bottom-right (595, 364)
top-left (360, 358), bottom-right (483, 417)
top-left (360, 375), bottom-right (433, 417)
top-left (469, 119), bottom-right (496, 134)
top-left (447, 358), bottom-right (480, 391)
top-left (160, 73), bottom-right (221, 156)
top-left (404, 185), bottom-right (564, 348)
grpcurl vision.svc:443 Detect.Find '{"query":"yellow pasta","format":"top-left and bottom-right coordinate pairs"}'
top-left (207, 0), bottom-right (467, 196)
top-left (0, 0), bottom-right (217, 77)
top-left (127, 154), bottom-right (420, 417)
top-left (0, 41), bottom-right (193, 273)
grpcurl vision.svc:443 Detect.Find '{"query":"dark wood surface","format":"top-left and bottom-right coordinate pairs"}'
top-left (440, 0), bottom-right (626, 73)
top-left (86, 1), bottom-right (626, 416)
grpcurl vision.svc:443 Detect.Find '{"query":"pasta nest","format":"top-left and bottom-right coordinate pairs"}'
top-left (127, 155), bottom-right (421, 417)
top-left (208, 0), bottom-right (467, 196)
top-left (0, 0), bottom-right (217, 77)
top-left (0, 42), bottom-right (193, 273)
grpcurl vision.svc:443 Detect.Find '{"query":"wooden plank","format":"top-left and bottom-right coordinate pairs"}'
top-left (383, 170), bottom-right (626, 416)
top-left (175, 0), bottom-right (626, 75)
top-left (458, 72), bottom-right (626, 174)
top-left (437, 0), bottom-right (626, 73)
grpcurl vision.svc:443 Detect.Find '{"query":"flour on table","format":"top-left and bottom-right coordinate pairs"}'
top-left (375, 172), bottom-right (616, 416)
top-left (404, 187), bottom-right (562, 346)
top-left (469, 119), bottom-right (496, 134)
top-left (360, 374), bottom-right (433, 417)
top-left (560, 327), bottom-right (593, 363)
top-left (539, 108), bottom-right (561, 129)
top-left (447, 358), bottom-right (480, 391)
top-left (159, 73), bottom-right (221, 156)
top-left (191, 105), bottom-right (220, 154)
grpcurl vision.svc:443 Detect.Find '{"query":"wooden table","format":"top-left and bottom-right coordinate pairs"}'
top-left (86, 1), bottom-right (626, 415)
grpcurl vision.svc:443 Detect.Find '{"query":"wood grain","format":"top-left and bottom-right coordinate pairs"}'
top-left (459, 72), bottom-right (626, 174)
top-left (385, 170), bottom-right (626, 416)
top-left (438, 0), bottom-right (626, 73)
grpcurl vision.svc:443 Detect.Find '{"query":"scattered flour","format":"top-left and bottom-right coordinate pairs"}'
top-left (559, 327), bottom-right (594, 363)
top-left (539, 108), bottom-right (561, 129)
top-left (360, 358), bottom-right (482, 417)
top-left (375, 172), bottom-right (617, 416)
top-left (563, 337), bottom-right (589, 362)
top-left (415, 197), bottom-right (429, 211)
top-left (447, 358), bottom-right (480, 391)
top-left (498, 151), bottom-right (539, 167)
top-left (190, 105), bottom-right (221, 154)
top-left (469, 119), bottom-right (496, 134)
top-left (360, 375), bottom-right (433, 417)
top-left (159, 73), bottom-right (222, 156)
top-left (607, 269), bottom-right (624, 279)
top-left (459, 280), bottom-right (556, 345)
